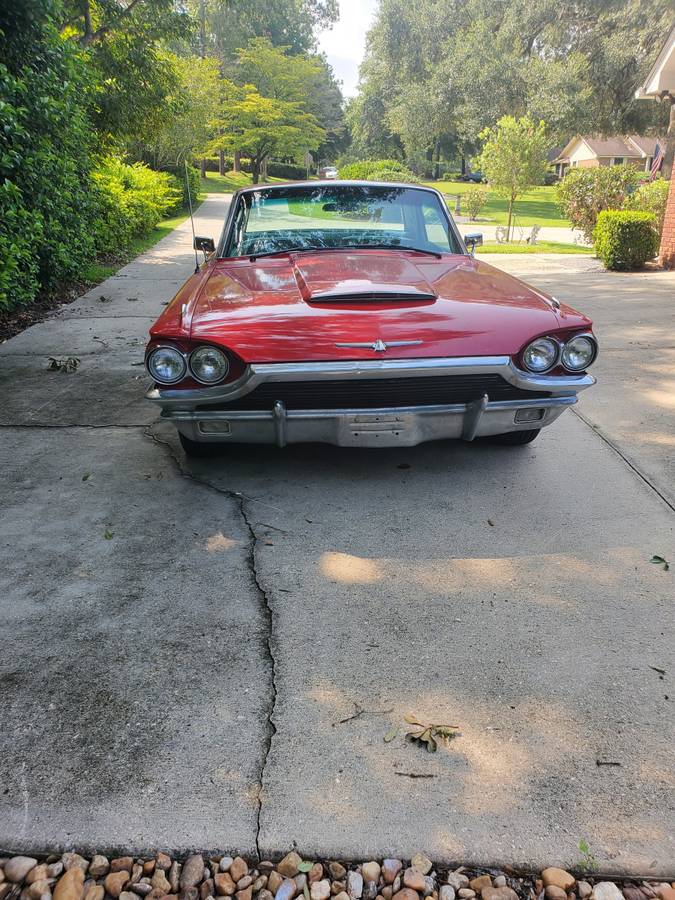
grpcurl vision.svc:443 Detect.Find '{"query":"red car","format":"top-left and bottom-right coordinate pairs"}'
top-left (145, 181), bottom-right (597, 456)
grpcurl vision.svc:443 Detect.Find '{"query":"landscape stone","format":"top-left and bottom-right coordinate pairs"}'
top-left (110, 862), bottom-right (134, 876)
top-left (347, 874), bottom-right (363, 900)
top-left (591, 885), bottom-right (623, 900)
top-left (180, 859), bottom-right (205, 892)
top-left (545, 888), bottom-right (567, 900)
top-left (469, 880), bottom-right (491, 895)
top-left (543, 873), bottom-right (575, 894)
top-left (6, 861), bottom-right (39, 884)
top-left (311, 882), bottom-right (331, 900)
top-left (329, 870), bottom-right (346, 884)
top-left (411, 858), bottom-right (432, 878)
top-left (274, 882), bottom-right (296, 900)
top-left (214, 876), bottom-right (235, 898)
top-left (105, 874), bottom-right (131, 899)
top-left (88, 859), bottom-right (110, 880)
top-left (276, 860), bottom-right (301, 882)
top-left (440, 888), bottom-right (455, 900)
top-left (403, 873), bottom-right (425, 893)
top-left (54, 869), bottom-right (85, 900)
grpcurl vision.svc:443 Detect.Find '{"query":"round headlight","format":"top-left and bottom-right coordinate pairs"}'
top-left (522, 337), bottom-right (559, 373)
top-left (147, 346), bottom-right (187, 384)
top-left (561, 335), bottom-right (597, 371)
top-left (189, 345), bottom-right (229, 384)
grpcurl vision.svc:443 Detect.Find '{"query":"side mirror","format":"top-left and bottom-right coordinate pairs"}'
top-left (194, 236), bottom-right (215, 254)
top-left (465, 232), bottom-right (483, 255)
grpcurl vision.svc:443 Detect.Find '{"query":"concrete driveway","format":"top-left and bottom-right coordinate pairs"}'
top-left (1, 195), bottom-right (673, 873)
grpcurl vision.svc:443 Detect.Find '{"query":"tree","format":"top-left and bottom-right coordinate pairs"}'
top-left (208, 83), bottom-right (325, 182)
top-left (132, 54), bottom-right (222, 169)
top-left (476, 115), bottom-right (549, 241)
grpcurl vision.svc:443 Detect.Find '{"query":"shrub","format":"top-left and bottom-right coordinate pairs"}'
top-left (161, 164), bottom-right (200, 210)
top-left (0, 6), bottom-right (99, 310)
top-left (557, 164), bottom-right (641, 243)
top-left (624, 177), bottom-right (670, 234)
top-left (464, 188), bottom-right (487, 220)
top-left (593, 210), bottom-right (659, 271)
top-left (267, 161), bottom-right (307, 180)
top-left (91, 157), bottom-right (182, 255)
top-left (339, 159), bottom-right (418, 182)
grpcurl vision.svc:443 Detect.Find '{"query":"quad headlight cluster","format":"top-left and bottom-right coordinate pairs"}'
top-left (521, 334), bottom-right (597, 374)
top-left (146, 345), bottom-right (230, 385)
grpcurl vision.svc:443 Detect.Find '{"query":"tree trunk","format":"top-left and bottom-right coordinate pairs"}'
top-left (433, 139), bottom-right (441, 180)
top-left (252, 157), bottom-right (260, 184)
top-left (461, 156), bottom-right (466, 176)
top-left (233, 150), bottom-right (241, 173)
top-left (506, 196), bottom-right (515, 242)
top-left (200, 158), bottom-right (207, 178)
top-left (218, 149), bottom-right (225, 176)
top-left (198, 0), bottom-right (206, 59)
top-left (662, 99), bottom-right (675, 181)
top-left (260, 157), bottom-right (268, 181)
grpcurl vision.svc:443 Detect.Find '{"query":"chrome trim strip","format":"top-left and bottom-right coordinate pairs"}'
top-left (146, 356), bottom-right (595, 408)
top-left (335, 340), bottom-right (423, 350)
top-left (163, 395), bottom-right (577, 422)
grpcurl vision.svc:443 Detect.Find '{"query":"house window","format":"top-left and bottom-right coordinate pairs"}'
top-left (612, 157), bottom-right (624, 165)
top-left (571, 160), bottom-right (578, 167)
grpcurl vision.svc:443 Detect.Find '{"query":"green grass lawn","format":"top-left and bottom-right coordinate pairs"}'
top-left (476, 240), bottom-right (592, 255)
top-left (198, 170), bottom-right (286, 193)
top-left (424, 180), bottom-right (569, 228)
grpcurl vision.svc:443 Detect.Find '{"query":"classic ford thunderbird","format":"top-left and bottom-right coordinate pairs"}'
top-left (145, 181), bottom-right (597, 456)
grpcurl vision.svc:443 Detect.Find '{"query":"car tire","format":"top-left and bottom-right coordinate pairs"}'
top-left (179, 432), bottom-right (226, 457)
top-left (487, 428), bottom-right (541, 445)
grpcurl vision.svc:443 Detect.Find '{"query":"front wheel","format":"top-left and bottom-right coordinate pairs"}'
top-left (486, 428), bottom-right (541, 446)
top-left (179, 432), bottom-right (226, 458)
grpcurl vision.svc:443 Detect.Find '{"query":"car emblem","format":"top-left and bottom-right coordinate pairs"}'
top-left (335, 339), bottom-right (422, 352)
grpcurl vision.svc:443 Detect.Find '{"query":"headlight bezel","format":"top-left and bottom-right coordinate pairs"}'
top-left (146, 344), bottom-right (188, 385)
top-left (560, 333), bottom-right (598, 372)
top-left (189, 345), bottom-right (230, 385)
top-left (521, 337), bottom-right (561, 374)
top-left (520, 332), bottom-right (598, 375)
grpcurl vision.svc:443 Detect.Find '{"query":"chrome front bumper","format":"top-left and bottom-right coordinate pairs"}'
top-left (147, 356), bottom-right (595, 448)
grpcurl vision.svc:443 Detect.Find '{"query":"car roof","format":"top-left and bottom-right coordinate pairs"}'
top-left (235, 179), bottom-right (444, 198)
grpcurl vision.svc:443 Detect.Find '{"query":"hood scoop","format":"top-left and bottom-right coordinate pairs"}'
top-left (309, 286), bottom-right (437, 303)
top-left (291, 255), bottom-right (438, 306)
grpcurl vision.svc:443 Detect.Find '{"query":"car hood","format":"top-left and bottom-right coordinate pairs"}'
top-left (187, 251), bottom-right (564, 363)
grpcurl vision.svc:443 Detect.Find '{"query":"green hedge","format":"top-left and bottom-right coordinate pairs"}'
top-left (91, 157), bottom-right (182, 255)
top-left (593, 210), bottom-right (659, 271)
top-left (338, 160), bottom-right (419, 183)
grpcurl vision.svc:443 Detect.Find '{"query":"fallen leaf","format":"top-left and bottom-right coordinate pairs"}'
top-left (297, 862), bottom-right (313, 874)
top-left (649, 665), bottom-right (666, 675)
top-left (383, 726), bottom-right (398, 743)
top-left (650, 554), bottom-right (670, 571)
top-left (487, 519), bottom-right (495, 527)
top-left (104, 528), bottom-right (115, 540)
top-left (48, 356), bottom-right (80, 373)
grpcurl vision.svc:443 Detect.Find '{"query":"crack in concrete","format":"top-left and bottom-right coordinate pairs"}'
top-left (572, 407), bottom-right (675, 513)
top-left (142, 426), bottom-right (278, 860)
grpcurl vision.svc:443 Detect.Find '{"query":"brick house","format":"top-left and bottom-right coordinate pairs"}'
top-left (552, 135), bottom-right (663, 177)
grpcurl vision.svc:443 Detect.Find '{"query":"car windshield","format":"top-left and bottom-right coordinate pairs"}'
top-left (224, 184), bottom-right (462, 258)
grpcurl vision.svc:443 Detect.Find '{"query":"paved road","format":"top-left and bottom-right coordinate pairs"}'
top-left (1, 195), bottom-right (673, 873)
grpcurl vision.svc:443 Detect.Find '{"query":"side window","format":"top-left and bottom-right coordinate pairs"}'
top-left (422, 201), bottom-right (451, 250)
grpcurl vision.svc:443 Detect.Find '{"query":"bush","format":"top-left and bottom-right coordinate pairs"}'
top-left (339, 159), bottom-right (419, 182)
top-left (557, 164), bottom-right (641, 243)
top-left (464, 188), bottom-right (487, 220)
top-left (593, 210), bottom-right (659, 271)
top-left (91, 157), bottom-right (182, 255)
top-left (161, 164), bottom-right (200, 210)
top-left (0, 5), bottom-right (99, 310)
top-left (267, 161), bottom-right (307, 180)
top-left (624, 177), bottom-right (670, 234)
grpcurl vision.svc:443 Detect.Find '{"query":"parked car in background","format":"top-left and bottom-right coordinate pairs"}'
top-left (145, 181), bottom-right (597, 456)
top-left (459, 171), bottom-right (487, 183)
top-left (319, 165), bottom-right (339, 179)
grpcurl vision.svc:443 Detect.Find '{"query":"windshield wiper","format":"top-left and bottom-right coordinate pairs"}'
top-left (340, 243), bottom-right (443, 259)
top-left (248, 245), bottom-right (330, 260)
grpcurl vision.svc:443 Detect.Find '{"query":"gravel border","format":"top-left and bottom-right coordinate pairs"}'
top-left (1, 850), bottom-right (673, 900)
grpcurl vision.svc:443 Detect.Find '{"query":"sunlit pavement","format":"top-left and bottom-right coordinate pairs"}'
top-left (0, 196), bottom-right (672, 872)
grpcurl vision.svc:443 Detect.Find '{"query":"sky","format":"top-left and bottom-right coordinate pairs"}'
top-left (316, 0), bottom-right (378, 98)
